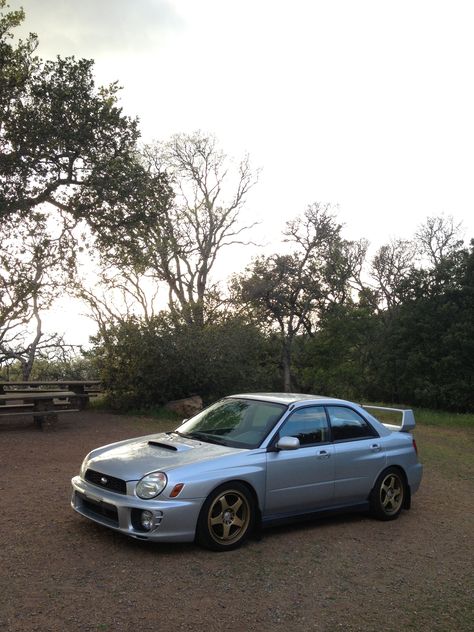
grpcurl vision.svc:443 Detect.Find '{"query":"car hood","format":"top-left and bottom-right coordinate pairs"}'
top-left (86, 432), bottom-right (242, 481)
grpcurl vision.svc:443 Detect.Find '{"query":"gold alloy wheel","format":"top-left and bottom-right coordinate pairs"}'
top-left (207, 489), bottom-right (251, 546)
top-left (380, 472), bottom-right (404, 515)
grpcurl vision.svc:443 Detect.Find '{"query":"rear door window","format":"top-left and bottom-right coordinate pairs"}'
top-left (326, 406), bottom-right (378, 441)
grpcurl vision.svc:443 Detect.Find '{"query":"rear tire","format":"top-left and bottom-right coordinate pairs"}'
top-left (196, 482), bottom-right (255, 551)
top-left (370, 467), bottom-right (405, 521)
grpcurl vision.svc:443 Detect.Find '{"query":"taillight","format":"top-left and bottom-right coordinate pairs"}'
top-left (412, 438), bottom-right (418, 455)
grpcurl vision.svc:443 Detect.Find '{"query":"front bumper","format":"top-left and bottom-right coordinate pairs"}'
top-left (71, 476), bottom-right (203, 542)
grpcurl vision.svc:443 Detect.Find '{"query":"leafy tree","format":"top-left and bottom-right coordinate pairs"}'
top-left (0, 1), bottom-right (173, 379)
top-left (294, 303), bottom-right (377, 400)
top-left (0, 2), bottom-right (35, 124)
top-left (367, 242), bottom-right (474, 410)
top-left (233, 204), bottom-right (362, 391)
top-left (28, 355), bottom-right (95, 381)
top-left (0, 353), bottom-right (95, 381)
top-left (0, 0), bottom-right (153, 237)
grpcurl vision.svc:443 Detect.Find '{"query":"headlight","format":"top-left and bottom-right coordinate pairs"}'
top-left (136, 472), bottom-right (167, 499)
top-left (80, 456), bottom-right (89, 478)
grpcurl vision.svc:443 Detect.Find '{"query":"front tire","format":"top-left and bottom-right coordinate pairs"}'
top-left (370, 467), bottom-right (405, 521)
top-left (196, 483), bottom-right (255, 551)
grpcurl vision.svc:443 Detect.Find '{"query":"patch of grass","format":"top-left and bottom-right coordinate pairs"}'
top-left (413, 407), bottom-right (474, 429)
top-left (414, 424), bottom-right (474, 481)
top-left (88, 395), bottom-right (108, 410)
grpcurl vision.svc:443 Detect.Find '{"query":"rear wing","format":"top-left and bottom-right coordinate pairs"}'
top-left (362, 405), bottom-right (415, 433)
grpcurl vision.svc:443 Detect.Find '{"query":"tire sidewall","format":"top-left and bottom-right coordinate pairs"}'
top-left (370, 467), bottom-right (406, 521)
top-left (196, 482), bottom-right (255, 551)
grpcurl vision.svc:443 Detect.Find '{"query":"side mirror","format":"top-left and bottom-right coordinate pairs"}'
top-left (275, 436), bottom-right (300, 451)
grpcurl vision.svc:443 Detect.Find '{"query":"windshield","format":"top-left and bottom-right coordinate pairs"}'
top-left (176, 398), bottom-right (286, 449)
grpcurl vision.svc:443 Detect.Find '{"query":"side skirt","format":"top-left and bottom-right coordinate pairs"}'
top-left (262, 501), bottom-right (370, 529)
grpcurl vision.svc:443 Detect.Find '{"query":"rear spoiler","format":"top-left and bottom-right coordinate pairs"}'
top-left (362, 405), bottom-right (415, 433)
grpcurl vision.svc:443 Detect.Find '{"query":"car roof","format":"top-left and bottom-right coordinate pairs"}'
top-left (228, 393), bottom-right (345, 406)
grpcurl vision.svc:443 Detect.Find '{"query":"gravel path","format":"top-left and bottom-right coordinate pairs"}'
top-left (1, 411), bottom-right (472, 632)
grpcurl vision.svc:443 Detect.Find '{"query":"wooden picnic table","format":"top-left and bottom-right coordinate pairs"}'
top-left (0, 381), bottom-right (103, 429)
top-left (0, 390), bottom-right (80, 429)
top-left (0, 380), bottom-right (102, 408)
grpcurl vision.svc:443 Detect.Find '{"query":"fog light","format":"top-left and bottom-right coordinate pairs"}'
top-left (141, 510), bottom-right (154, 531)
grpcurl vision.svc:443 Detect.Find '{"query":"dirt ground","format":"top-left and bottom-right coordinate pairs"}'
top-left (0, 411), bottom-right (472, 632)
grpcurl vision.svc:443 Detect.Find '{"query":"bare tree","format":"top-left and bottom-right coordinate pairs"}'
top-left (77, 265), bottom-right (161, 339)
top-left (362, 216), bottom-right (464, 313)
top-left (0, 211), bottom-right (75, 379)
top-left (130, 132), bottom-right (259, 325)
top-left (415, 215), bottom-right (464, 267)
top-left (370, 239), bottom-right (417, 311)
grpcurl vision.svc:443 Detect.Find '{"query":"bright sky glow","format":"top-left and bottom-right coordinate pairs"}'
top-left (10, 0), bottom-right (474, 345)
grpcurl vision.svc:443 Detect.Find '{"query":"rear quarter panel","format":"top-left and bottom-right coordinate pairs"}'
top-left (383, 431), bottom-right (423, 492)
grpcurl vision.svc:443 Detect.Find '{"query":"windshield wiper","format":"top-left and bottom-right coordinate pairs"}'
top-left (182, 431), bottom-right (228, 446)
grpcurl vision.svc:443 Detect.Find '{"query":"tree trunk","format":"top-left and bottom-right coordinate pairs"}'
top-left (22, 295), bottom-right (42, 382)
top-left (282, 341), bottom-right (292, 393)
top-left (21, 358), bottom-right (33, 381)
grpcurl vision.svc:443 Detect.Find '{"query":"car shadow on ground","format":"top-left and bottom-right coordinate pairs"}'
top-left (71, 507), bottom-right (371, 557)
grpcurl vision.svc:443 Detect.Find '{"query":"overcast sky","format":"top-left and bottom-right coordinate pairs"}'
top-left (9, 0), bottom-right (474, 342)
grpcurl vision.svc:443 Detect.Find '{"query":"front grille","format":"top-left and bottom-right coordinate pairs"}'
top-left (80, 495), bottom-right (119, 526)
top-left (85, 469), bottom-right (127, 494)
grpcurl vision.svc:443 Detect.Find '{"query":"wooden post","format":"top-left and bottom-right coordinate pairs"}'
top-left (70, 384), bottom-right (88, 410)
top-left (33, 399), bottom-right (58, 430)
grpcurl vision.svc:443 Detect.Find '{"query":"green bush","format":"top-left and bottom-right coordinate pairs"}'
top-left (92, 314), bottom-right (279, 410)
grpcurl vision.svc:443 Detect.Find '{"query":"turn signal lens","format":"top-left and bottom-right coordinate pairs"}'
top-left (170, 483), bottom-right (185, 498)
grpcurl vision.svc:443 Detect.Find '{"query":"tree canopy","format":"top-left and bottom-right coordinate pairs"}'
top-left (233, 204), bottom-right (362, 391)
top-left (1, 2), bottom-right (472, 413)
top-left (0, 0), bottom-right (154, 239)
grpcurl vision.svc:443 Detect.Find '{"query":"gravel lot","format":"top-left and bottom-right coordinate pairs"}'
top-left (1, 411), bottom-right (472, 632)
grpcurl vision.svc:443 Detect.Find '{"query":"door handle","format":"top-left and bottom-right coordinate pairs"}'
top-left (371, 444), bottom-right (382, 452)
top-left (317, 450), bottom-right (330, 459)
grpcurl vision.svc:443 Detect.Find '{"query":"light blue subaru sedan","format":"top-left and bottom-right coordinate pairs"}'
top-left (71, 393), bottom-right (423, 551)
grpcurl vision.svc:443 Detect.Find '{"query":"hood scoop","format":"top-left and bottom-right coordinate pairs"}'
top-left (143, 432), bottom-right (198, 452)
top-left (148, 441), bottom-right (178, 451)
